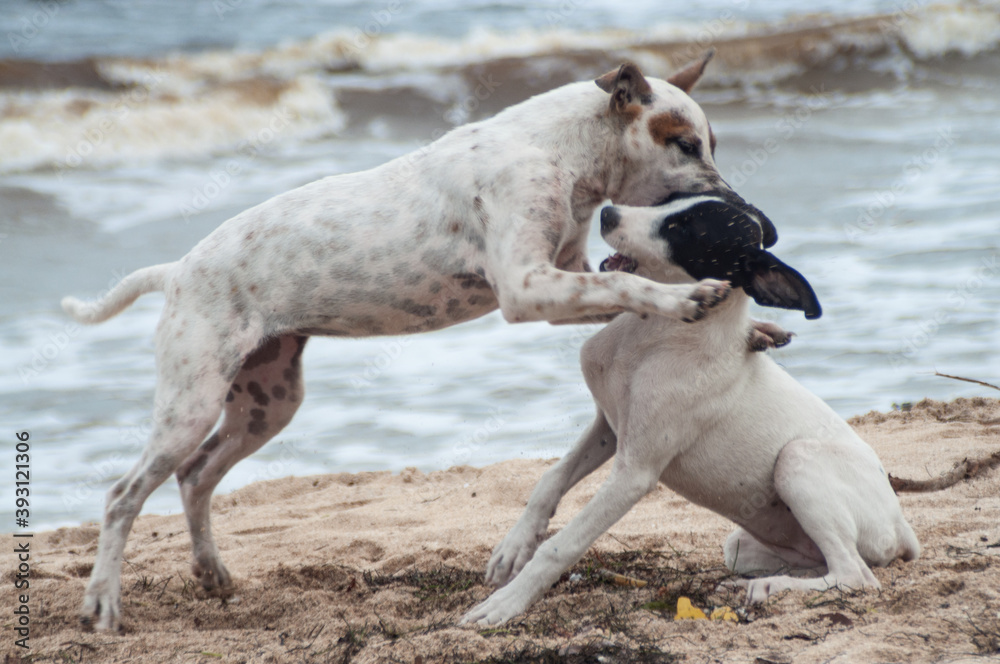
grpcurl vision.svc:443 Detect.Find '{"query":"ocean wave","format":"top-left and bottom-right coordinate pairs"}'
top-left (1, 2), bottom-right (996, 173)
top-left (0, 71), bottom-right (345, 174)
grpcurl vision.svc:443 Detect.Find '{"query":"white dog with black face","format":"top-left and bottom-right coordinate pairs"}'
top-left (463, 193), bottom-right (919, 625)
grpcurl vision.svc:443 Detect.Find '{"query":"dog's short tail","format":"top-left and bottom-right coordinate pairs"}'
top-left (62, 263), bottom-right (174, 324)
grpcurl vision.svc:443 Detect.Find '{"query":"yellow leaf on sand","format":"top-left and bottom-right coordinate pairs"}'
top-left (710, 606), bottom-right (739, 622)
top-left (674, 596), bottom-right (707, 620)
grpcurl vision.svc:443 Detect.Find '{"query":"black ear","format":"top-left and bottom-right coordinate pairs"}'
top-left (743, 251), bottom-right (822, 319)
top-left (758, 213), bottom-right (778, 249)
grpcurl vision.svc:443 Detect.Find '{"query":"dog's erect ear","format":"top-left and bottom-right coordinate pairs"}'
top-left (595, 62), bottom-right (654, 114)
top-left (667, 49), bottom-right (715, 94)
top-left (743, 250), bottom-right (822, 319)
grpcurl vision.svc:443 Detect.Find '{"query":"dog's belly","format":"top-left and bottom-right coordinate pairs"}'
top-left (175, 169), bottom-right (503, 337)
top-left (207, 252), bottom-right (501, 338)
top-left (289, 268), bottom-right (500, 336)
top-left (280, 227), bottom-right (501, 336)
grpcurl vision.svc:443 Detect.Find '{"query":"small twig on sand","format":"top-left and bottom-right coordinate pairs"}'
top-left (933, 372), bottom-right (1000, 392)
top-left (890, 450), bottom-right (1000, 492)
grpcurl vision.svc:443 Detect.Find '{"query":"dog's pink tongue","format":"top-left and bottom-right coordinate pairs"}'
top-left (599, 253), bottom-right (637, 273)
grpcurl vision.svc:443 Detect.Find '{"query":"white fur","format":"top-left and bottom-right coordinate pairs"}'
top-left (64, 65), bottom-right (738, 632)
top-left (462, 207), bottom-right (919, 626)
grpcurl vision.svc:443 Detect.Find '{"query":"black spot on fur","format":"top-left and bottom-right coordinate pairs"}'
top-left (124, 478), bottom-right (145, 500)
top-left (452, 272), bottom-right (491, 290)
top-left (226, 390), bottom-right (234, 403)
top-left (467, 294), bottom-right (493, 306)
top-left (148, 456), bottom-right (175, 479)
top-left (281, 336), bottom-right (307, 387)
top-left (232, 383), bottom-right (243, 393)
top-left (178, 454), bottom-right (209, 486)
top-left (394, 298), bottom-right (436, 318)
top-left (272, 385), bottom-right (286, 400)
top-left (248, 409), bottom-right (268, 435)
top-left (202, 433), bottom-right (221, 453)
top-left (242, 337), bottom-right (282, 371)
top-left (247, 381), bottom-right (270, 406)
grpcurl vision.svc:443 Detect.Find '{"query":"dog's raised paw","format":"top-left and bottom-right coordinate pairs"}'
top-left (748, 320), bottom-right (794, 351)
top-left (683, 279), bottom-right (731, 322)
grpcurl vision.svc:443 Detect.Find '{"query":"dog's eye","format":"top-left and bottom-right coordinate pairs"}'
top-left (676, 138), bottom-right (700, 157)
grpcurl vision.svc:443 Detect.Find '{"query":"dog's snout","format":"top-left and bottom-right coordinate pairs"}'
top-left (600, 207), bottom-right (620, 235)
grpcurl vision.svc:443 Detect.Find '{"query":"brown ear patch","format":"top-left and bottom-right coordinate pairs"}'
top-left (617, 102), bottom-right (642, 124)
top-left (647, 111), bottom-right (695, 145)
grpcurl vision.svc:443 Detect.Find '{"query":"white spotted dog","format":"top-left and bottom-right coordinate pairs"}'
top-left (463, 193), bottom-right (919, 625)
top-left (62, 53), bottom-right (792, 632)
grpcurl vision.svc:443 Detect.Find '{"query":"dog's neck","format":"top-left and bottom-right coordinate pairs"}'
top-left (491, 82), bottom-right (644, 203)
top-left (638, 284), bottom-right (755, 355)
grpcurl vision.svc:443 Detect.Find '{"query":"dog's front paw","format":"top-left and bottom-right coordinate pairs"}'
top-left (485, 525), bottom-right (543, 587)
top-left (743, 576), bottom-right (794, 604)
top-left (192, 559), bottom-right (235, 598)
top-left (461, 581), bottom-right (534, 626)
top-left (682, 279), bottom-right (731, 323)
top-left (79, 581), bottom-right (123, 632)
top-left (747, 320), bottom-right (794, 352)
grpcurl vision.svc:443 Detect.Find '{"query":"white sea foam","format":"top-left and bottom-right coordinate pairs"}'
top-left (901, 3), bottom-right (1000, 58)
top-left (0, 74), bottom-right (344, 174)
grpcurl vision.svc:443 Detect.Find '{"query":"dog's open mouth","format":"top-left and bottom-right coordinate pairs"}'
top-left (599, 253), bottom-right (638, 273)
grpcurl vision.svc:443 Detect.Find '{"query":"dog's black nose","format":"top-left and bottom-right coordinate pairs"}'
top-left (600, 207), bottom-right (620, 235)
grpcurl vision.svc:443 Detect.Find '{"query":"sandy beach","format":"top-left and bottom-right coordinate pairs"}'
top-left (6, 397), bottom-right (998, 663)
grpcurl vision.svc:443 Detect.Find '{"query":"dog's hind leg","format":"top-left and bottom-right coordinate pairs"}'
top-left (81, 317), bottom-right (244, 632)
top-left (176, 335), bottom-right (308, 595)
top-left (724, 527), bottom-right (826, 577)
top-left (485, 411), bottom-right (616, 587)
top-left (742, 437), bottom-right (888, 603)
